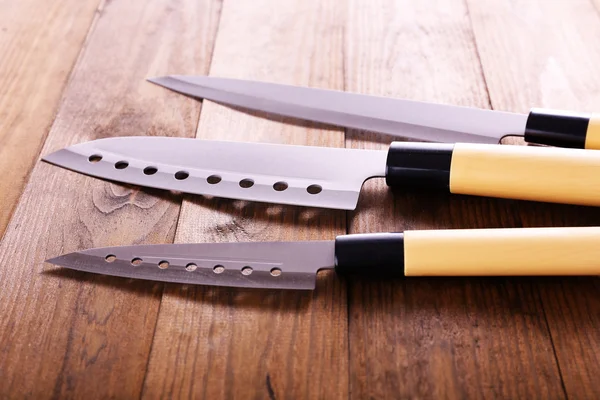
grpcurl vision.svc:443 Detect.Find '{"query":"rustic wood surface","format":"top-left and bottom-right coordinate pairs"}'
top-left (0, 0), bottom-right (101, 235)
top-left (0, 0), bottom-right (599, 398)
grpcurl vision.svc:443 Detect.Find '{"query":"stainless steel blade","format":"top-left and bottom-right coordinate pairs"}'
top-left (148, 75), bottom-right (528, 144)
top-left (42, 137), bottom-right (387, 210)
top-left (46, 241), bottom-right (335, 290)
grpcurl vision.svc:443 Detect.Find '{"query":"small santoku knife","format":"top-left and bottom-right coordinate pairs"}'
top-left (46, 227), bottom-right (600, 290)
top-left (148, 75), bottom-right (600, 150)
top-left (43, 137), bottom-right (600, 210)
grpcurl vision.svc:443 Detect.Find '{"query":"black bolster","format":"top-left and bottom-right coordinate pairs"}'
top-left (334, 233), bottom-right (405, 277)
top-left (524, 108), bottom-right (590, 148)
top-left (385, 142), bottom-right (454, 189)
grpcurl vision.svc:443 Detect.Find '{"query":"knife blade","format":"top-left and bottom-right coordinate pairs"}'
top-left (46, 227), bottom-right (600, 290)
top-left (148, 75), bottom-right (600, 150)
top-left (43, 137), bottom-right (600, 209)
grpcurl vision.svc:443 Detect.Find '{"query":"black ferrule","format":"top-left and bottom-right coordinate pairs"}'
top-left (334, 233), bottom-right (405, 277)
top-left (524, 108), bottom-right (590, 148)
top-left (385, 142), bottom-right (454, 189)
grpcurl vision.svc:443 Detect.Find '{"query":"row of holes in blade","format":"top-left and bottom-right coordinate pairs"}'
top-left (88, 154), bottom-right (323, 194)
top-left (104, 254), bottom-right (282, 277)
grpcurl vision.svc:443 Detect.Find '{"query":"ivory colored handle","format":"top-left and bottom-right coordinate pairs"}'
top-left (585, 114), bottom-right (600, 149)
top-left (404, 227), bottom-right (600, 276)
top-left (449, 143), bottom-right (600, 206)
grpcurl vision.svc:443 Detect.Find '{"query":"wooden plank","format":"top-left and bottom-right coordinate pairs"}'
top-left (0, 0), bottom-right (221, 397)
top-left (467, 0), bottom-right (600, 397)
top-left (0, 0), bottom-right (101, 236)
top-left (141, 0), bottom-right (348, 398)
top-left (345, 0), bottom-right (565, 398)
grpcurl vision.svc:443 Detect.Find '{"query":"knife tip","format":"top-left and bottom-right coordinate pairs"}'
top-left (45, 255), bottom-right (64, 265)
top-left (40, 149), bottom-right (64, 166)
top-left (146, 75), bottom-right (166, 84)
top-left (147, 74), bottom-right (213, 86)
top-left (45, 251), bottom-right (85, 268)
top-left (147, 74), bottom-right (187, 81)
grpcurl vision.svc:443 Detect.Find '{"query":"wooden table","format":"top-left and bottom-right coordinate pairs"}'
top-left (1, 0), bottom-right (599, 398)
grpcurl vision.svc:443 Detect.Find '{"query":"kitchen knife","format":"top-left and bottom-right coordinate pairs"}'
top-left (43, 137), bottom-right (600, 210)
top-left (149, 75), bottom-right (600, 150)
top-left (46, 227), bottom-right (600, 290)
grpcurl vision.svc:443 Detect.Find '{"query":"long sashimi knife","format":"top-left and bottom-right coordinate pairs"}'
top-left (43, 137), bottom-right (600, 209)
top-left (148, 75), bottom-right (600, 150)
top-left (46, 227), bottom-right (600, 290)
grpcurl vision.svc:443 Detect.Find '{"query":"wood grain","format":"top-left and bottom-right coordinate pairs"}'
top-left (141, 0), bottom-right (348, 398)
top-left (344, 0), bottom-right (565, 398)
top-left (467, 0), bottom-right (600, 397)
top-left (2, 0), bottom-right (600, 398)
top-left (0, 0), bottom-right (221, 397)
top-left (0, 0), bottom-right (101, 236)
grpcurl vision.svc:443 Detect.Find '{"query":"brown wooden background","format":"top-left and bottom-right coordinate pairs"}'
top-left (1, 0), bottom-right (599, 398)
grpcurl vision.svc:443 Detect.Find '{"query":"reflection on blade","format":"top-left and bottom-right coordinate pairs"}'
top-left (46, 241), bottom-right (336, 290)
top-left (42, 137), bottom-right (388, 210)
top-left (149, 75), bottom-right (528, 144)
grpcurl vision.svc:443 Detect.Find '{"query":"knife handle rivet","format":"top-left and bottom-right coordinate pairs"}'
top-left (270, 268), bottom-right (282, 277)
top-left (306, 184), bottom-right (322, 195)
top-left (114, 161), bottom-right (129, 170)
top-left (273, 181), bottom-right (288, 192)
top-left (213, 265), bottom-right (225, 274)
top-left (143, 166), bottom-right (158, 176)
top-left (131, 257), bottom-right (143, 266)
top-left (241, 266), bottom-right (253, 276)
top-left (88, 154), bottom-right (103, 163)
top-left (158, 260), bottom-right (170, 269)
top-left (239, 179), bottom-right (254, 188)
top-left (207, 175), bottom-right (222, 184)
top-left (175, 171), bottom-right (189, 180)
top-left (185, 263), bottom-right (198, 272)
top-left (105, 254), bottom-right (116, 263)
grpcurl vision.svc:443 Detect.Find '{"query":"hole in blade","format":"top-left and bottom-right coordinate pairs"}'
top-left (273, 181), bottom-right (288, 191)
top-left (307, 184), bottom-right (322, 195)
top-left (144, 166), bottom-right (158, 175)
top-left (131, 257), bottom-right (143, 266)
top-left (213, 265), bottom-right (225, 274)
top-left (105, 254), bottom-right (116, 263)
top-left (158, 260), bottom-right (169, 269)
top-left (270, 268), bottom-right (282, 277)
top-left (175, 171), bottom-right (189, 180)
top-left (239, 178), bottom-right (254, 188)
top-left (241, 266), bottom-right (253, 276)
top-left (207, 175), bottom-right (222, 184)
top-left (115, 161), bottom-right (129, 170)
top-left (185, 263), bottom-right (198, 272)
top-left (88, 154), bottom-right (103, 163)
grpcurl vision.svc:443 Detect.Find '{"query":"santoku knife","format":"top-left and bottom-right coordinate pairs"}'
top-left (46, 227), bottom-right (600, 290)
top-left (43, 137), bottom-right (600, 210)
top-left (148, 75), bottom-right (600, 150)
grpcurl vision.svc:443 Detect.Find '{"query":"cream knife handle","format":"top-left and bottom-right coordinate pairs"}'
top-left (334, 228), bottom-right (600, 276)
top-left (404, 227), bottom-right (600, 276)
top-left (524, 109), bottom-right (600, 149)
top-left (385, 142), bottom-right (600, 207)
